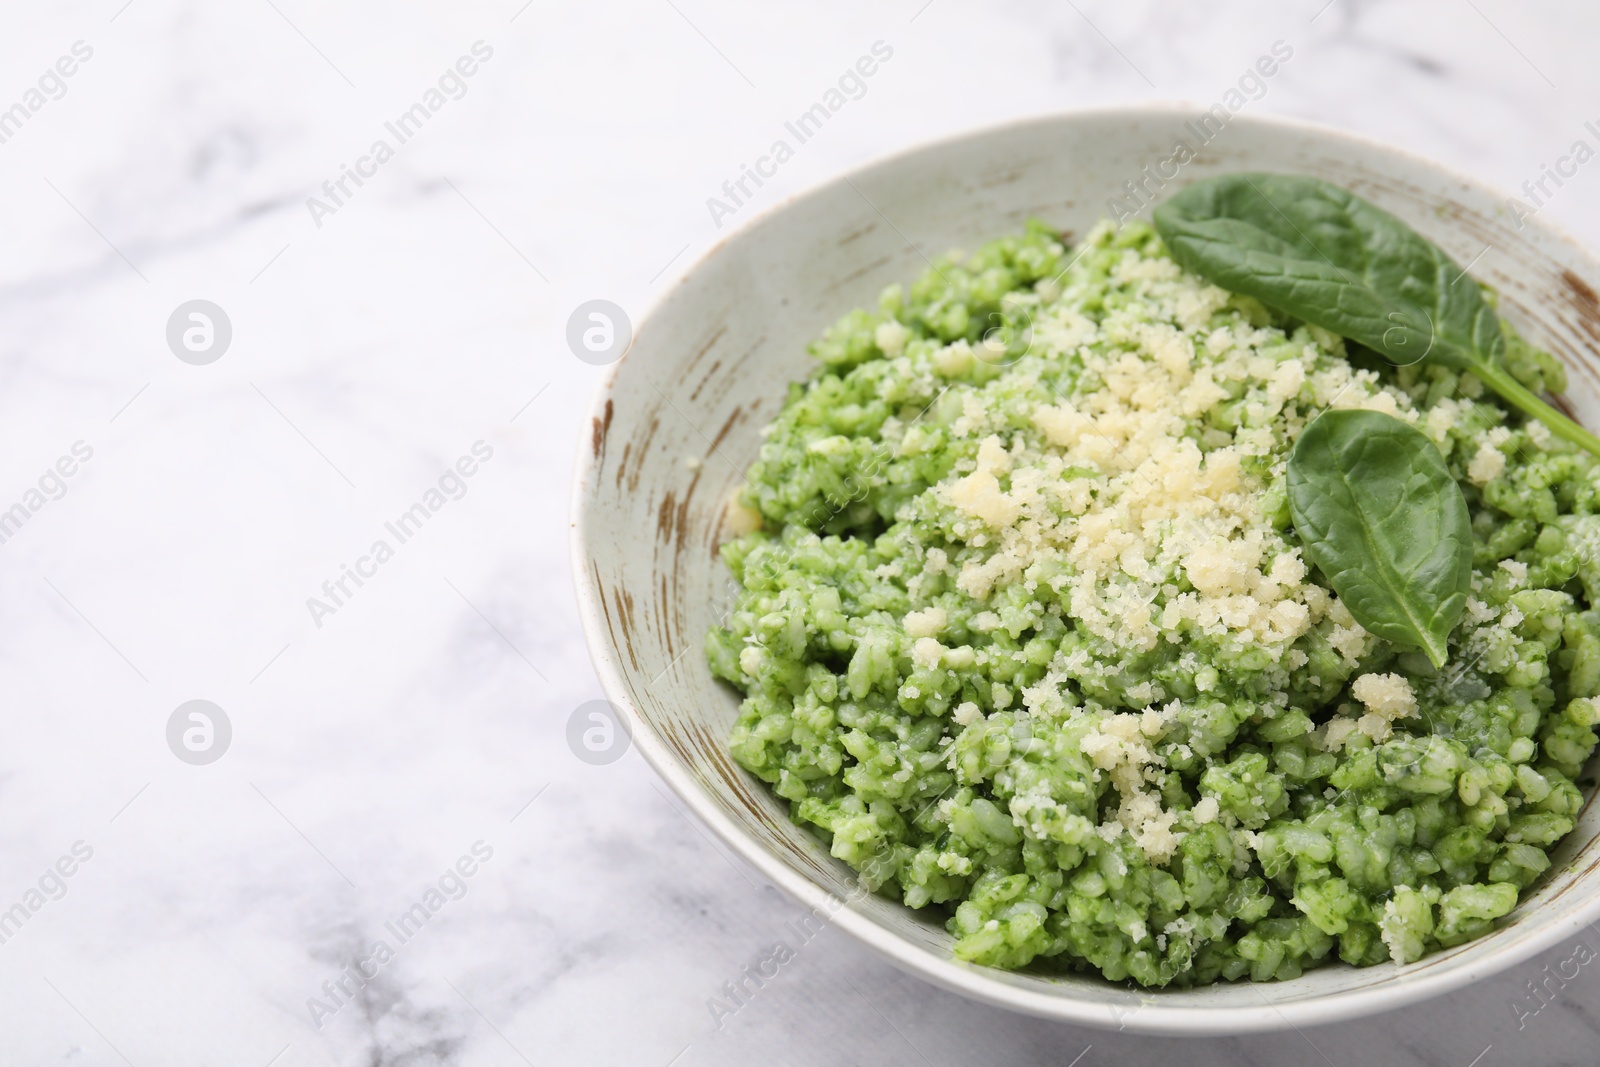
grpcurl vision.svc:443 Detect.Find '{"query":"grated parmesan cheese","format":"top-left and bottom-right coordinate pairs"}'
top-left (875, 320), bottom-right (909, 357)
top-left (903, 606), bottom-right (947, 638)
top-left (1499, 559), bottom-right (1528, 584)
top-left (1350, 673), bottom-right (1418, 742)
top-left (1467, 441), bottom-right (1506, 485)
top-left (1081, 712), bottom-right (1182, 863)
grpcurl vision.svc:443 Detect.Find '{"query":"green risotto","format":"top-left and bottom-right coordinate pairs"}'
top-left (705, 218), bottom-right (1600, 986)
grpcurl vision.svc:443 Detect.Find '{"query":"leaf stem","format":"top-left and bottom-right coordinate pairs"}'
top-left (1471, 362), bottom-right (1600, 459)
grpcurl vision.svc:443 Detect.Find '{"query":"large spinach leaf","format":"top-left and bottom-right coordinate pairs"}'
top-left (1154, 172), bottom-right (1600, 457)
top-left (1287, 409), bottom-right (1472, 668)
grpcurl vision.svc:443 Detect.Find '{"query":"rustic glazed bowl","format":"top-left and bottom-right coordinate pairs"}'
top-left (571, 107), bottom-right (1600, 1034)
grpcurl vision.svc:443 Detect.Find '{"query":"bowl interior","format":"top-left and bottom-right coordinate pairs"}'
top-left (574, 109), bottom-right (1600, 1033)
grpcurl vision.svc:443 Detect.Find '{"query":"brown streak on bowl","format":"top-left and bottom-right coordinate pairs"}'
top-left (837, 221), bottom-right (878, 246)
top-left (824, 255), bottom-right (896, 294)
top-left (590, 397), bottom-right (613, 460)
top-left (613, 441), bottom-right (632, 492)
top-left (674, 472), bottom-right (699, 560)
top-left (626, 416), bottom-right (661, 494)
top-left (591, 565), bottom-right (641, 675)
top-left (1562, 270), bottom-right (1600, 345)
top-left (655, 490), bottom-right (677, 542)
top-left (611, 584), bottom-right (641, 672)
top-left (709, 404), bottom-right (746, 457)
top-left (690, 359), bottom-right (723, 403)
top-left (657, 570), bottom-right (674, 652)
top-left (702, 343), bottom-right (767, 412)
top-left (687, 324), bottom-right (729, 376)
top-left (978, 165), bottom-right (1027, 189)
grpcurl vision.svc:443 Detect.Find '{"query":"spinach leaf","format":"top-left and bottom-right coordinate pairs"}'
top-left (1154, 172), bottom-right (1600, 457)
top-left (1287, 409), bottom-right (1472, 668)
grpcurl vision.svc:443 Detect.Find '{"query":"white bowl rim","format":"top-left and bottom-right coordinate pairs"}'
top-left (569, 103), bottom-right (1600, 1035)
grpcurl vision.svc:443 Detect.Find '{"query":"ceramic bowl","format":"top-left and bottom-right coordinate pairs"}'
top-left (570, 107), bottom-right (1600, 1034)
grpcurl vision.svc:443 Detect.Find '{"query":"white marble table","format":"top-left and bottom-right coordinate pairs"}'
top-left (3, 1), bottom-right (1599, 1063)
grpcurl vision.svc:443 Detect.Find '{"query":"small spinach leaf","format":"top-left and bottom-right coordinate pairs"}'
top-left (1154, 173), bottom-right (1600, 457)
top-left (1287, 409), bottom-right (1472, 668)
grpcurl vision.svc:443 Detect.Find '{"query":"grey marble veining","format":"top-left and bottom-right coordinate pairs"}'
top-left (0, 1), bottom-right (1598, 1064)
